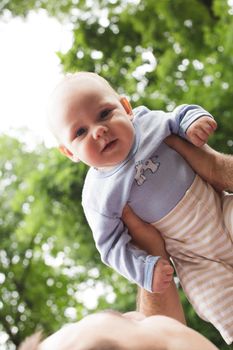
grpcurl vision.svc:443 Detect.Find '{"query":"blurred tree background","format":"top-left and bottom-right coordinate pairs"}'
top-left (0, 0), bottom-right (233, 349)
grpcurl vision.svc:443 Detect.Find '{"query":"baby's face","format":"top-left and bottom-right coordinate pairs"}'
top-left (50, 77), bottom-right (135, 169)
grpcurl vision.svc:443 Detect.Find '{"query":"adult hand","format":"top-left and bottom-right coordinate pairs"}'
top-left (122, 205), bottom-right (168, 258)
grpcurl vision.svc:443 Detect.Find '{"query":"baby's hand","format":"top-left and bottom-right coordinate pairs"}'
top-left (152, 258), bottom-right (174, 293)
top-left (186, 116), bottom-right (217, 147)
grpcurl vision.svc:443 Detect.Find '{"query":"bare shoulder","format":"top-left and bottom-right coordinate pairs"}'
top-left (143, 316), bottom-right (218, 350)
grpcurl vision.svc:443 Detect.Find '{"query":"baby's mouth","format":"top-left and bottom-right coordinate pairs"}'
top-left (102, 139), bottom-right (117, 152)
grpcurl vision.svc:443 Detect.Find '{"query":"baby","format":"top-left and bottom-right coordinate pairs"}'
top-left (48, 72), bottom-right (233, 343)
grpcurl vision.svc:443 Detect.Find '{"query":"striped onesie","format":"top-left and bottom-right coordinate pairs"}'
top-left (82, 104), bottom-right (233, 343)
top-left (154, 176), bottom-right (233, 344)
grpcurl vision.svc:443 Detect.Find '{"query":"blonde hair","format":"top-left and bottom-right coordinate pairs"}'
top-left (47, 71), bottom-right (120, 144)
top-left (55, 71), bottom-right (119, 98)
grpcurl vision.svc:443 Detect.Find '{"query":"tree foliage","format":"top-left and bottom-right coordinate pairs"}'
top-left (0, 134), bottom-right (136, 348)
top-left (1, 0), bottom-right (233, 349)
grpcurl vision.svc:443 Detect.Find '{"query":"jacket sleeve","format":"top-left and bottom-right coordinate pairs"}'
top-left (83, 205), bottom-right (160, 292)
top-left (169, 104), bottom-right (214, 139)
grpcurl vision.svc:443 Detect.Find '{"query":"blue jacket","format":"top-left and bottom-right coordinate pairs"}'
top-left (82, 104), bottom-right (213, 291)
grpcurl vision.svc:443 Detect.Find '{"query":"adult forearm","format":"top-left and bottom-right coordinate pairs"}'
top-left (122, 206), bottom-right (186, 324)
top-left (211, 148), bottom-right (233, 192)
top-left (165, 135), bottom-right (233, 192)
top-left (137, 283), bottom-right (186, 325)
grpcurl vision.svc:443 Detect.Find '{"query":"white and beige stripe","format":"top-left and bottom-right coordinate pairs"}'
top-left (152, 175), bottom-right (233, 344)
top-left (222, 192), bottom-right (233, 236)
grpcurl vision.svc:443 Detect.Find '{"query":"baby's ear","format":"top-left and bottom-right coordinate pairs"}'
top-left (58, 145), bottom-right (80, 163)
top-left (120, 97), bottom-right (133, 118)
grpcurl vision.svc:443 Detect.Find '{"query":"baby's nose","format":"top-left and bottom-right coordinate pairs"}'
top-left (92, 125), bottom-right (108, 139)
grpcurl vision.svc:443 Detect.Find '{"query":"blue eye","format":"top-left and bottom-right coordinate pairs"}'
top-left (100, 109), bottom-right (111, 119)
top-left (76, 127), bottom-right (86, 137)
